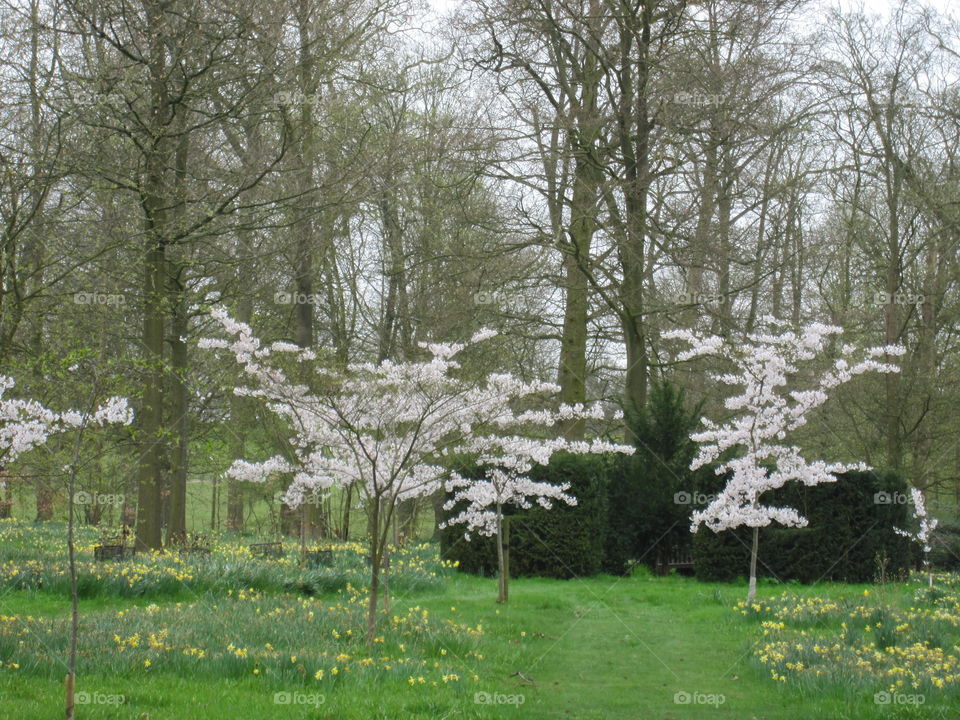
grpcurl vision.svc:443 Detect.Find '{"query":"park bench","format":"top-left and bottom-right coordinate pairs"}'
top-left (93, 529), bottom-right (135, 561)
top-left (94, 543), bottom-right (135, 561)
top-left (657, 546), bottom-right (694, 575)
top-left (304, 548), bottom-right (334, 567)
top-left (174, 533), bottom-right (212, 557)
top-left (249, 541), bottom-right (284, 558)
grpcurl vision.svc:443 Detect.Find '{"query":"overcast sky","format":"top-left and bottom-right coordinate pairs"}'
top-left (427, 0), bottom-right (957, 18)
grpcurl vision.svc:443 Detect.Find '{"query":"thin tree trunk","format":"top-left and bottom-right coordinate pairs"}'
top-left (341, 482), bottom-right (353, 540)
top-left (496, 503), bottom-right (507, 603)
top-left (747, 526), bottom-right (759, 604)
top-left (65, 415), bottom-right (87, 720)
top-left (365, 494), bottom-right (381, 642)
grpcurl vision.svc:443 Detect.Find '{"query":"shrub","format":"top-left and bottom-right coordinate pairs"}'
top-left (604, 380), bottom-right (704, 575)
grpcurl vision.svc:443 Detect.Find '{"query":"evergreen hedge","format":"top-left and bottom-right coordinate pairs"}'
top-left (691, 469), bottom-right (914, 583)
top-left (438, 381), bottom-right (917, 586)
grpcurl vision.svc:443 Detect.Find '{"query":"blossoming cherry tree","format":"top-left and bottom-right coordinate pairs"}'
top-left (201, 310), bottom-right (629, 635)
top-left (665, 321), bottom-right (904, 603)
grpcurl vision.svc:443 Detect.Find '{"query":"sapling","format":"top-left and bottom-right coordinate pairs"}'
top-left (665, 320), bottom-right (903, 603)
top-left (0, 374), bottom-right (132, 720)
top-left (443, 424), bottom-right (632, 603)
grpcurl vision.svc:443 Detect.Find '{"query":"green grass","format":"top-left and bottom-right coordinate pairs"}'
top-left (0, 519), bottom-right (958, 718)
top-left (2, 573), bottom-right (959, 718)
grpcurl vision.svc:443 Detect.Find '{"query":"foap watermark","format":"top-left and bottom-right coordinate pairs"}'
top-left (473, 290), bottom-right (529, 311)
top-left (275, 291), bottom-right (320, 305)
top-left (73, 491), bottom-right (124, 506)
top-left (474, 691), bottom-right (525, 706)
top-left (273, 91), bottom-right (322, 107)
top-left (73, 92), bottom-right (125, 108)
top-left (674, 690), bottom-right (726, 707)
top-left (674, 491), bottom-right (716, 506)
top-left (855, 291), bottom-right (925, 307)
top-left (874, 691), bottom-right (924, 706)
top-left (272, 491), bottom-right (322, 506)
top-left (74, 291), bottom-right (125, 306)
top-left (874, 491), bottom-right (909, 505)
top-left (273, 691), bottom-right (325, 707)
top-left (74, 691), bottom-right (125, 705)
top-left (674, 292), bottom-right (723, 306)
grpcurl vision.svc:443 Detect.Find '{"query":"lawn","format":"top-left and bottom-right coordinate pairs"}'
top-left (0, 521), bottom-right (958, 718)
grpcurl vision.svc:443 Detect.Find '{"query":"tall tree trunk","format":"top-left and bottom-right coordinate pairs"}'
top-left (883, 173), bottom-right (903, 472)
top-left (617, 2), bottom-right (652, 431)
top-left (557, 152), bottom-right (597, 440)
top-left (137, 233), bottom-right (166, 550)
top-left (715, 167), bottom-right (734, 336)
top-left (166, 277), bottom-right (189, 543)
top-left (135, 0), bottom-right (173, 551)
top-left (378, 188), bottom-right (406, 363)
top-left (166, 122), bottom-right (190, 545)
top-left (687, 139), bottom-right (718, 328)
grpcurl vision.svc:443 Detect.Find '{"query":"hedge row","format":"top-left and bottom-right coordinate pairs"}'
top-left (441, 458), bottom-right (917, 583)
top-left (440, 383), bottom-right (924, 584)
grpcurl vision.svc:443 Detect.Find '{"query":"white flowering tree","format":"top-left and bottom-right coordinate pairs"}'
top-left (443, 431), bottom-right (631, 603)
top-left (201, 309), bottom-right (627, 637)
top-left (0, 374), bottom-right (132, 466)
top-left (664, 320), bottom-right (904, 603)
top-left (896, 487), bottom-right (938, 588)
top-left (0, 374), bottom-right (132, 720)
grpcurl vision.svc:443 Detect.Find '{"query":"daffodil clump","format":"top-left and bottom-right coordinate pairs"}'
top-left (0, 519), bottom-right (457, 599)
top-left (0, 583), bottom-right (484, 688)
top-left (740, 575), bottom-right (960, 697)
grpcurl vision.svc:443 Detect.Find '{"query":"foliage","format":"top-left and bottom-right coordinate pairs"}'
top-left (0, 520), bottom-right (454, 599)
top-left (202, 309), bottom-right (628, 610)
top-left (0, 375), bottom-right (132, 467)
top-left (666, 321), bottom-right (903, 601)
top-left (665, 321), bottom-right (903, 534)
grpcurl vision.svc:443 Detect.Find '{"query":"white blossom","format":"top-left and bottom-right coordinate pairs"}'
top-left (664, 323), bottom-right (903, 533)
top-left (0, 376), bottom-right (132, 466)
top-left (895, 487), bottom-right (938, 555)
top-left (201, 309), bottom-right (632, 532)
